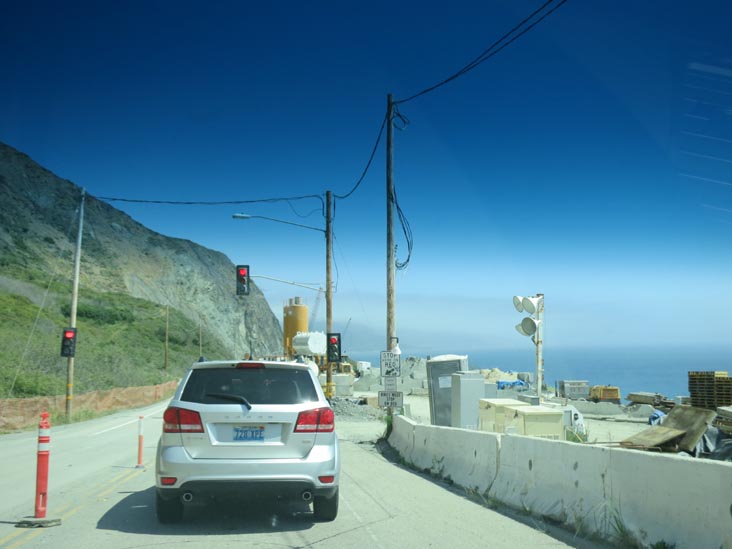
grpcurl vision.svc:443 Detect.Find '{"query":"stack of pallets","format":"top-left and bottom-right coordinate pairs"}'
top-left (688, 371), bottom-right (732, 409)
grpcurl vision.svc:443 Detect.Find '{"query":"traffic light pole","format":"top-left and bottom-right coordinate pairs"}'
top-left (66, 188), bottom-right (85, 420)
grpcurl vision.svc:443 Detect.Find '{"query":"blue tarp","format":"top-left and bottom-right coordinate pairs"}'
top-left (497, 380), bottom-right (526, 390)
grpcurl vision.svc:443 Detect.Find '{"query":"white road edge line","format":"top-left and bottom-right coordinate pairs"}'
top-left (91, 405), bottom-right (167, 436)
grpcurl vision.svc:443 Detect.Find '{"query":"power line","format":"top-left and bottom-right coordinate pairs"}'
top-left (395, 0), bottom-right (568, 105)
top-left (335, 113), bottom-right (389, 200)
top-left (393, 185), bottom-right (413, 271)
top-left (96, 193), bottom-right (324, 208)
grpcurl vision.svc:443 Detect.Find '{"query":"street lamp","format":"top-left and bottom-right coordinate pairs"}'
top-left (513, 293), bottom-right (544, 401)
top-left (232, 191), bottom-right (335, 397)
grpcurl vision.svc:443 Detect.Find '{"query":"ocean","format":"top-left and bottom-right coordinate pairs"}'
top-left (351, 345), bottom-right (732, 400)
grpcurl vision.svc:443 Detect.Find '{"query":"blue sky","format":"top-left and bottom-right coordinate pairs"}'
top-left (2, 1), bottom-right (732, 357)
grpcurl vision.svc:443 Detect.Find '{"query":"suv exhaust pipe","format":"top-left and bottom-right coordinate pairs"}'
top-left (181, 492), bottom-right (194, 503)
top-left (301, 490), bottom-right (313, 502)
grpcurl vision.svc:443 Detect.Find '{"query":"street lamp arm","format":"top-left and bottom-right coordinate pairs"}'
top-left (232, 213), bottom-right (324, 233)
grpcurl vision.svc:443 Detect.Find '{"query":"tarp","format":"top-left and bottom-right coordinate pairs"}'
top-left (497, 380), bottom-right (526, 390)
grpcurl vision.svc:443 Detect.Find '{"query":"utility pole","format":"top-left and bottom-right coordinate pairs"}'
top-left (325, 190), bottom-right (334, 397)
top-left (66, 188), bottom-right (85, 421)
top-left (164, 305), bottom-right (169, 370)
top-left (535, 294), bottom-right (544, 401)
top-left (386, 94), bottom-right (396, 351)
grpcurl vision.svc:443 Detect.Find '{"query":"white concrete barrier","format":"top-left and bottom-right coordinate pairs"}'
top-left (389, 416), bottom-right (732, 548)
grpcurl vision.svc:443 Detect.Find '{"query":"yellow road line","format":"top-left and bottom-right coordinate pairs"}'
top-left (0, 529), bottom-right (26, 547)
top-left (96, 466), bottom-right (146, 500)
top-left (0, 464), bottom-right (151, 548)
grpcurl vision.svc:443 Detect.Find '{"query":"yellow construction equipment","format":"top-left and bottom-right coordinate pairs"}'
top-left (589, 385), bottom-right (621, 404)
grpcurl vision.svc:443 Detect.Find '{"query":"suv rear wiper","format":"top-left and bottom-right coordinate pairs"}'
top-left (205, 393), bottom-right (252, 410)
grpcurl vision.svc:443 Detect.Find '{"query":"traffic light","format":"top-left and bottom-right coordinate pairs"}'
top-left (326, 333), bottom-right (341, 363)
top-left (60, 328), bottom-right (77, 358)
top-left (236, 265), bottom-right (250, 296)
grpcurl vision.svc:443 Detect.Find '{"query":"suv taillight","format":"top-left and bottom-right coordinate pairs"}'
top-left (294, 407), bottom-right (335, 433)
top-left (163, 407), bottom-right (204, 433)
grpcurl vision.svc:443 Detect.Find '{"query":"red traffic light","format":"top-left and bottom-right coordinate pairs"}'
top-left (236, 264), bottom-right (251, 296)
top-left (61, 327), bottom-right (77, 357)
top-left (329, 336), bottom-right (338, 344)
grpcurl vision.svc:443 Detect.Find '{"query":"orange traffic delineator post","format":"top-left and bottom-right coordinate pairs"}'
top-left (35, 411), bottom-right (50, 518)
top-left (136, 416), bottom-right (144, 468)
top-left (16, 412), bottom-right (61, 528)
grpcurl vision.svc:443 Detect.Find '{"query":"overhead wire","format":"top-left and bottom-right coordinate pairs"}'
top-left (334, 112), bottom-right (389, 200)
top-left (395, 0), bottom-right (567, 105)
top-left (386, 0), bottom-right (568, 271)
top-left (96, 193), bottom-right (325, 210)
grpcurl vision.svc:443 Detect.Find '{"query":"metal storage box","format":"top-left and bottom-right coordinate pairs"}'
top-left (477, 398), bottom-right (529, 433)
top-left (504, 405), bottom-right (564, 440)
top-left (426, 355), bottom-right (469, 426)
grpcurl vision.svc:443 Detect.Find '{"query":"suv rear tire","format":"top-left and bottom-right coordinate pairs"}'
top-left (156, 491), bottom-right (184, 523)
top-left (313, 488), bottom-right (338, 521)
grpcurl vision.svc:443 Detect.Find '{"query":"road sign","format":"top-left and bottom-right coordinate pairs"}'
top-left (378, 390), bottom-right (403, 408)
top-left (380, 351), bottom-right (401, 377)
top-left (383, 376), bottom-right (397, 391)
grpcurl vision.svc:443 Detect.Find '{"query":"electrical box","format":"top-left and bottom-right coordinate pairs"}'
top-left (477, 398), bottom-right (529, 433)
top-left (451, 372), bottom-right (484, 429)
top-left (426, 355), bottom-right (469, 426)
top-left (504, 405), bottom-right (564, 439)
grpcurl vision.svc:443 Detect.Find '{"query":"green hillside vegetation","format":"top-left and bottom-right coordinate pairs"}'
top-left (0, 285), bottom-right (232, 398)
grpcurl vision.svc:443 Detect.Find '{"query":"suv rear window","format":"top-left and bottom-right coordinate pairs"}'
top-left (180, 367), bottom-right (319, 405)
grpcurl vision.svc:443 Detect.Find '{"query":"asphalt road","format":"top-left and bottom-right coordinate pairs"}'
top-left (0, 402), bottom-right (590, 548)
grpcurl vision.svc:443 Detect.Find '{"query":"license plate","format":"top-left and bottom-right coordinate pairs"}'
top-left (233, 426), bottom-right (265, 441)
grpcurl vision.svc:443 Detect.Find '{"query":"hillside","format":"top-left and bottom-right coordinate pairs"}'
top-left (0, 142), bottom-right (283, 397)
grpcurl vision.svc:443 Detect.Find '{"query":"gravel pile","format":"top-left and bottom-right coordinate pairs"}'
top-left (331, 397), bottom-right (386, 422)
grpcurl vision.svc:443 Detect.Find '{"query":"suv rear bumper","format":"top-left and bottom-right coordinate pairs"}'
top-left (156, 479), bottom-right (337, 502)
top-left (155, 442), bottom-right (340, 499)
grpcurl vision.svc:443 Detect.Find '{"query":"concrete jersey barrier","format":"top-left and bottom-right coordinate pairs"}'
top-left (389, 415), bottom-right (732, 548)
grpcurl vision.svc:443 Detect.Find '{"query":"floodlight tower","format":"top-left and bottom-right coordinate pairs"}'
top-left (513, 293), bottom-right (544, 401)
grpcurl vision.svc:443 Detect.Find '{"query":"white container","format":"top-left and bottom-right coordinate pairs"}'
top-left (503, 405), bottom-right (564, 440)
top-left (292, 331), bottom-right (326, 356)
top-left (477, 398), bottom-right (529, 433)
top-left (334, 373), bottom-right (353, 397)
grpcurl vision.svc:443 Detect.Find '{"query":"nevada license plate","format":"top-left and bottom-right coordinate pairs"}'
top-left (233, 426), bottom-right (265, 441)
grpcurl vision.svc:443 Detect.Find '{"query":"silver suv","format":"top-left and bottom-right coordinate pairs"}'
top-left (155, 359), bottom-right (340, 522)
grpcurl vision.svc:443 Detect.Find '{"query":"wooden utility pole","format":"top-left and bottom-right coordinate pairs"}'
top-left (164, 305), bottom-right (169, 370)
top-left (325, 190), bottom-right (334, 397)
top-left (66, 188), bottom-right (85, 421)
top-left (386, 94), bottom-right (396, 350)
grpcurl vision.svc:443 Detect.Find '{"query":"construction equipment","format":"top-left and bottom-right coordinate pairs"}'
top-left (589, 385), bottom-right (621, 404)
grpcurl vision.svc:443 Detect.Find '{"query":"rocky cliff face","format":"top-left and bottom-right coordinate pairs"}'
top-left (0, 142), bottom-right (282, 358)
